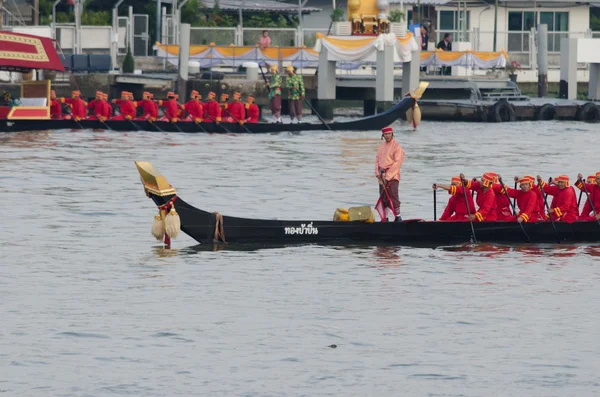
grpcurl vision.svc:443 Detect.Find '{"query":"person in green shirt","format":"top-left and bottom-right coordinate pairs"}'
top-left (265, 64), bottom-right (282, 123)
top-left (285, 65), bottom-right (305, 123)
top-left (3, 92), bottom-right (21, 108)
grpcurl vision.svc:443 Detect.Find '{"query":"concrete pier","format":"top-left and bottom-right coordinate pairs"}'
top-left (402, 50), bottom-right (421, 99)
top-left (375, 43), bottom-right (394, 112)
top-left (559, 38), bottom-right (578, 100)
top-left (315, 46), bottom-right (337, 120)
top-left (537, 24), bottom-right (548, 98)
top-left (177, 23), bottom-right (191, 99)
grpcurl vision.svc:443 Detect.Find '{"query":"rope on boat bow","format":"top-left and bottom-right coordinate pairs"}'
top-left (213, 212), bottom-right (227, 243)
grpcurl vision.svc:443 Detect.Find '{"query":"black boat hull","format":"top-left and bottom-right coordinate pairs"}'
top-left (0, 96), bottom-right (415, 133)
top-left (151, 194), bottom-right (600, 246)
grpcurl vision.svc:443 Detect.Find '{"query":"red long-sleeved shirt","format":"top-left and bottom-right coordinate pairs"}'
top-left (505, 188), bottom-right (541, 222)
top-left (113, 99), bottom-right (137, 119)
top-left (246, 103), bottom-right (259, 122)
top-left (441, 185), bottom-right (476, 220)
top-left (492, 184), bottom-right (513, 220)
top-left (204, 99), bottom-right (221, 121)
top-left (139, 99), bottom-right (158, 120)
top-left (87, 99), bottom-right (104, 118)
top-left (540, 183), bottom-right (579, 223)
top-left (159, 99), bottom-right (180, 121)
top-left (575, 181), bottom-right (600, 218)
top-left (184, 100), bottom-right (203, 120)
top-left (227, 101), bottom-right (245, 122)
top-left (466, 180), bottom-right (498, 221)
top-left (62, 97), bottom-right (87, 120)
top-left (50, 99), bottom-right (62, 119)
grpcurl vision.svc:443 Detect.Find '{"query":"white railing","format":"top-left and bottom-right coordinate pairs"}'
top-left (190, 26), bottom-right (237, 46)
top-left (1, 6), bottom-right (26, 26)
top-left (241, 27), bottom-right (299, 47)
top-left (54, 24), bottom-right (112, 54)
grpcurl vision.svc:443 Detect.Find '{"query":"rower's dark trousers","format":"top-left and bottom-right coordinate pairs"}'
top-left (289, 99), bottom-right (302, 120)
top-left (379, 179), bottom-right (400, 215)
top-left (270, 95), bottom-right (281, 118)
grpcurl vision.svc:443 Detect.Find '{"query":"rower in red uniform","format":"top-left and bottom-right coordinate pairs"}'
top-left (111, 91), bottom-right (137, 120)
top-left (183, 90), bottom-right (203, 122)
top-left (490, 173), bottom-right (513, 220)
top-left (60, 90), bottom-right (87, 121)
top-left (433, 176), bottom-right (476, 221)
top-left (538, 174), bottom-right (579, 223)
top-left (464, 172), bottom-right (497, 222)
top-left (204, 91), bottom-right (221, 123)
top-left (158, 92), bottom-right (180, 122)
top-left (136, 92), bottom-right (158, 121)
top-left (225, 92), bottom-right (245, 124)
top-left (50, 90), bottom-right (62, 119)
top-left (504, 176), bottom-right (542, 223)
top-left (576, 172), bottom-right (600, 220)
top-left (245, 95), bottom-right (259, 123)
top-left (99, 93), bottom-right (111, 120)
top-left (220, 93), bottom-right (231, 120)
top-left (87, 91), bottom-right (105, 120)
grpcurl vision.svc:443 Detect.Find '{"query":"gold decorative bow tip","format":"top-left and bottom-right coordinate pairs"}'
top-left (408, 81), bottom-right (429, 100)
top-left (135, 161), bottom-right (177, 197)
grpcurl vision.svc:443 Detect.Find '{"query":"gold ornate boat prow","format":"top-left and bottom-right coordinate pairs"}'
top-left (408, 81), bottom-right (429, 100)
top-left (135, 161), bottom-right (176, 197)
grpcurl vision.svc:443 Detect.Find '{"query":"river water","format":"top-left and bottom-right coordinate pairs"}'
top-left (2, 120), bottom-right (599, 396)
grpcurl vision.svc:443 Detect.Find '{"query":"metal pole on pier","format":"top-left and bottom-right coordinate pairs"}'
top-left (537, 24), bottom-right (548, 97)
top-left (493, 0), bottom-right (498, 52)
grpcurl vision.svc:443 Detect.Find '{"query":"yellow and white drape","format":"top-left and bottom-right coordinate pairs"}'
top-left (314, 32), bottom-right (420, 63)
top-left (153, 43), bottom-right (319, 68)
top-left (420, 50), bottom-right (508, 68)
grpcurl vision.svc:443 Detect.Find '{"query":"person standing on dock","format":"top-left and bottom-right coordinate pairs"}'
top-left (375, 126), bottom-right (405, 222)
top-left (285, 65), bottom-right (305, 124)
top-left (436, 33), bottom-right (452, 76)
top-left (266, 64), bottom-right (282, 123)
top-left (537, 175), bottom-right (579, 223)
top-left (432, 176), bottom-right (475, 221)
top-left (50, 90), bottom-right (62, 119)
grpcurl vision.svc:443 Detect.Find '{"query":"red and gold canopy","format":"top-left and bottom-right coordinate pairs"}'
top-left (0, 30), bottom-right (65, 72)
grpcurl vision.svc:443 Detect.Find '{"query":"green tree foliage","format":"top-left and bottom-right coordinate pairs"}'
top-left (388, 10), bottom-right (405, 23)
top-left (122, 45), bottom-right (135, 73)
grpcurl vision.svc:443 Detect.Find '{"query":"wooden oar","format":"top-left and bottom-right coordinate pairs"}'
top-left (499, 177), bottom-right (531, 243)
top-left (579, 176), bottom-right (600, 226)
top-left (206, 115), bottom-right (232, 133)
top-left (377, 170), bottom-right (397, 221)
top-left (538, 176), bottom-right (561, 243)
top-left (303, 97), bottom-right (332, 131)
top-left (225, 112), bottom-right (253, 133)
top-left (194, 119), bottom-right (207, 132)
top-left (578, 189), bottom-right (583, 206)
top-left (461, 177), bottom-right (477, 243)
top-left (513, 181), bottom-right (517, 207)
top-left (433, 184), bottom-right (437, 221)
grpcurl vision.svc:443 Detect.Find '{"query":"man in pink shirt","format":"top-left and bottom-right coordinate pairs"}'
top-left (375, 126), bottom-right (406, 222)
top-left (258, 30), bottom-right (271, 49)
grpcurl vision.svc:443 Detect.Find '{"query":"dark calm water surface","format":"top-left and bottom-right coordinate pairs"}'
top-left (2, 121), bottom-right (599, 396)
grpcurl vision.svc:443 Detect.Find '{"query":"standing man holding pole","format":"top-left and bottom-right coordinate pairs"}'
top-left (266, 64), bottom-right (282, 123)
top-left (375, 126), bottom-right (405, 222)
top-left (285, 65), bottom-right (305, 124)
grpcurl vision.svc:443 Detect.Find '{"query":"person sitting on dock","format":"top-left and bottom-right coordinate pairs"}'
top-left (220, 93), bottom-right (231, 120)
top-left (60, 90), bottom-right (87, 121)
top-left (158, 92), bottom-right (181, 123)
top-left (375, 126), bottom-right (405, 222)
top-left (111, 91), bottom-right (137, 120)
top-left (502, 176), bottom-right (542, 223)
top-left (286, 65), bottom-right (305, 123)
top-left (136, 92), bottom-right (158, 122)
top-left (537, 175), bottom-right (579, 223)
top-left (576, 172), bottom-right (600, 221)
top-left (50, 90), bottom-right (62, 120)
top-left (87, 91), bottom-right (105, 120)
top-left (433, 176), bottom-right (475, 221)
top-left (225, 92), bottom-right (246, 124)
top-left (204, 92), bottom-right (221, 123)
top-left (183, 90), bottom-right (203, 123)
top-left (3, 92), bottom-right (20, 107)
top-left (245, 95), bottom-right (259, 123)
top-left (266, 64), bottom-right (282, 123)
top-left (461, 172), bottom-right (497, 222)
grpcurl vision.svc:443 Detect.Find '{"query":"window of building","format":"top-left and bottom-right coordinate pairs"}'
top-left (507, 11), bottom-right (568, 53)
top-left (592, 7), bottom-right (600, 37)
top-left (437, 10), bottom-right (470, 42)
